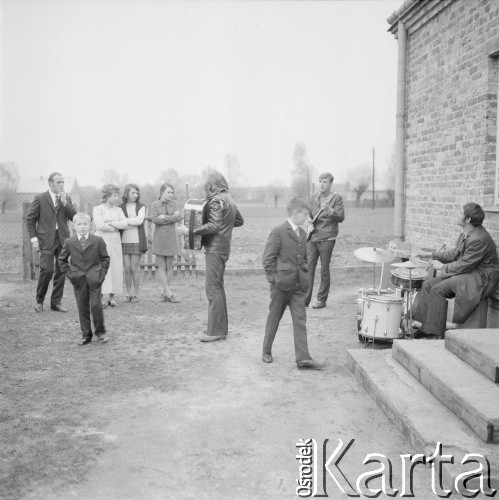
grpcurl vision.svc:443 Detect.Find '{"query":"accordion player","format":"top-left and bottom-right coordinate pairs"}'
top-left (183, 198), bottom-right (207, 250)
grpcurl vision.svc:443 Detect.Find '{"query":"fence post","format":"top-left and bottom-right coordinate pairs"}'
top-left (185, 183), bottom-right (189, 199)
top-left (22, 201), bottom-right (35, 281)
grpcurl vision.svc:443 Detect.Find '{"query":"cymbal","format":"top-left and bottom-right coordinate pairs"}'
top-left (353, 247), bottom-right (395, 263)
top-left (391, 260), bottom-right (419, 269)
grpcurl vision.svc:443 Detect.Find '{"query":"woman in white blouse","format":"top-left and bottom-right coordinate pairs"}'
top-left (119, 184), bottom-right (147, 302)
top-left (93, 184), bottom-right (129, 307)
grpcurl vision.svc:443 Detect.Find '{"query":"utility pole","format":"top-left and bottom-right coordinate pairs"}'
top-left (372, 147), bottom-right (375, 210)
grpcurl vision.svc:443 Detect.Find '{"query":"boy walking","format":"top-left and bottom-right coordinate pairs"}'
top-left (58, 213), bottom-right (110, 345)
top-left (262, 198), bottom-right (325, 370)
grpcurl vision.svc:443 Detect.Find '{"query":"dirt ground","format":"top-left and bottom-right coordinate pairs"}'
top-left (1, 267), bottom-right (445, 499)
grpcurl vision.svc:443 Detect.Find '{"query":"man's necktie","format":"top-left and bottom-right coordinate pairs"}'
top-left (55, 195), bottom-right (61, 210)
top-left (80, 237), bottom-right (87, 250)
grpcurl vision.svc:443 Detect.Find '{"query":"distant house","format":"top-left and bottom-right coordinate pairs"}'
top-left (16, 176), bottom-right (80, 209)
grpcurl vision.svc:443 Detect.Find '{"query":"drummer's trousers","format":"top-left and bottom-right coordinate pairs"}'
top-left (413, 276), bottom-right (458, 336)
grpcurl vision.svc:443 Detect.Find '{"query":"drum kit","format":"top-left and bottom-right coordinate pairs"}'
top-left (353, 246), bottom-right (430, 345)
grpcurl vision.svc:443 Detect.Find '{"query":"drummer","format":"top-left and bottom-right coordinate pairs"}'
top-left (413, 202), bottom-right (499, 338)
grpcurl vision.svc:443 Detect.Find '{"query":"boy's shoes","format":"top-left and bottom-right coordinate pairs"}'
top-left (130, 295), bottom-right (139, 303)
top-left (312, 302), bottom-right (326, 309)
top-left (200, 334), bottom-right (226, 342)
top-left (78, 337), bottom-right (92, 346)
top-left (108, 300), bottom-right (117, 307)
top-left (34, 303), bottom-right (43, 313)
top-left (297, 359), bottom-right (326, 370)
top-left (97, 335), bottom-right (108, 343)
top-left (262, 352), bottom-right (273, 363)
top-left (51, 303), bottom-right (68, 313)
top-left (412, 328), bottom-right (427, 339)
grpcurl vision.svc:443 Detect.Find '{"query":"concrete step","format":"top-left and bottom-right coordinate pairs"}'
top-left (392, 340), bottom-right (499, 443)
top-left (347, 348), bottom-right (499, 492)
top-left (445, 329), bottom-right (499, 383)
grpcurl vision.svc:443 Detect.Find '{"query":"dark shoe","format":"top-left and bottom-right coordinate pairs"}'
top-left (412, 328), bottom-right (427, 339)
top-left (262, 352), bottom-right (273, 363)
top-left (200, 334), bottom-right (226, 342)
top-left (297, 359), bottom-right (326, 370)
top-left (312, 301), bottom-right (326, 309)
top-left (51, 304), bottom-right (68, 313)
top-left (78, 337), bottom-right (92, 346)
top-left (164, 294), bottom-right (180, 303)
top-left (34, 303), bottom-right (43, 313)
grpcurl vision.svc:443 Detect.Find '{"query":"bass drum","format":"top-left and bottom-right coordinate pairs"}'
top-left (360, 292), bottom-right (403, 341)
top-left (357, 288), bottom-right (398, 341)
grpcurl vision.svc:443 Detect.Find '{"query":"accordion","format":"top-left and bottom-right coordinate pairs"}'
top-left (183, 198), bottom-right (207, 250)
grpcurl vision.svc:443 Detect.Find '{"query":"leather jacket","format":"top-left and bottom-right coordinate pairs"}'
top-left (193, 191), bottom-right (244, 254)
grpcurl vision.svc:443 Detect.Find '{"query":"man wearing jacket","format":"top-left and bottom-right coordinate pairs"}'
top-left (27, 172), bottom-right (77, 312)
top-left (306, 172), bottom-right (345, 309)
top-left (414, 202), bottom-right (499, 338)
top-left (179, 171), bottom-right (244, 342)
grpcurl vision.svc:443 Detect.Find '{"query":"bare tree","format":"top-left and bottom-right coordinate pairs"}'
top-left (268, 178), bottom-right (287, 209)
top-left (224, 153), bottom-right (244, 187)
top-left (101, 169), bottom-right (129, 190)
top-left (291, 142), bottom-right (309, 200)
top-left (348, 163), bottom-right (371, 207)
top-left (0, 162), bottom-right (20, 213)
top-left (158, 168), bottom-right (182, 190)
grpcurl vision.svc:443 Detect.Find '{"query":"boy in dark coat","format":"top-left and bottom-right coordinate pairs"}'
top-left (58, 212), bottom-right (110, 345)
top-left (262, 197), bottom-right (325, 370)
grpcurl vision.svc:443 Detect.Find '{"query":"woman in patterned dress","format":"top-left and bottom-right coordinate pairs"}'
top-left (150, 183), bottom-right (182, 303)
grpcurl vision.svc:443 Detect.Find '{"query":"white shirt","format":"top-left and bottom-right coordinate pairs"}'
top-left (287, 219), bottom-right (301, 237)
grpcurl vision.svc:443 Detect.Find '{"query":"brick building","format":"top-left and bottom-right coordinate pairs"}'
top-left (388, 0), bottom-right (499, 246)
top-left (388, 0), bottom-right (499, 323)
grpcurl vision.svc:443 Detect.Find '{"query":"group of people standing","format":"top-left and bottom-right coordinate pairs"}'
top-left (26, 171), bottom-right (250, 347)
top-left (27, 169), bottom-right (344, 370)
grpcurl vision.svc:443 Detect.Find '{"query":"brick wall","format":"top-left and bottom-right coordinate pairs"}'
top-left (402, 0), bottom-right (499, 249)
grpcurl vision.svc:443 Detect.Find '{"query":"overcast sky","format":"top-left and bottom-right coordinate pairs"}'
top-left (1, 0), bottom-right (402, 188)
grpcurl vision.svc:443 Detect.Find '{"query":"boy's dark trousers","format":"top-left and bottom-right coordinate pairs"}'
top-left (263, 283), bottom-right (311, 362)
top-left (72, 277), bottom-right (105, 340)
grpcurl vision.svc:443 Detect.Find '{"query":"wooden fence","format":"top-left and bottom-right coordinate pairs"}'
top-left (21, 202), bottom-right (196, 281)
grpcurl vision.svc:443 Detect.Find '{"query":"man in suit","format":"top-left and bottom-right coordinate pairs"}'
top-left (27, 172), bottom-right (77, 312)
top-left (306, 172), bottom-right (345, 309)
top-left (414, 202), bottom-right (499, 338)
top-left (262, 197), bottom-right (325, 370)
top-left (58, 212), bottom-right (110, 345)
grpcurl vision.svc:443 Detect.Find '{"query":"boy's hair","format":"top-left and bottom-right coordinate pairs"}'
top-left (287, 197), bottom-right (310, 215)
top-left (319, 172), bottom-right (334, 183)
top-left (122, 183), bottom-right (141, 203)
top-left (73, 212), bottom-right (91, 224)
top-left (159, 183), bottom-right (175, 199)
top-left (463, 202), bottom-right (485, 226)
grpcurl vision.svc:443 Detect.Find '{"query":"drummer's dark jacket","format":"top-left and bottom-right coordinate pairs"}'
top-left (193, 191), bottom-right (244, 254)
top-left (432, 225), bottom-right (499, 322)
top-left (263, 221), bottom-right (310, 292)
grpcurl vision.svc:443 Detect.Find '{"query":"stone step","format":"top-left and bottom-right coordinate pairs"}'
top-left (445, 329), bottom-right (499, 383)
top-left (392, 340), bottom-right (499, 443)
top-left (347, 348), bottom-right (499, 492)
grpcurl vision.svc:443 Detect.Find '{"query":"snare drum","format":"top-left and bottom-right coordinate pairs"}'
top-left (390, 267), bottom-right (428, 290)
top-left (361, 292), bottom-right (403, 340)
